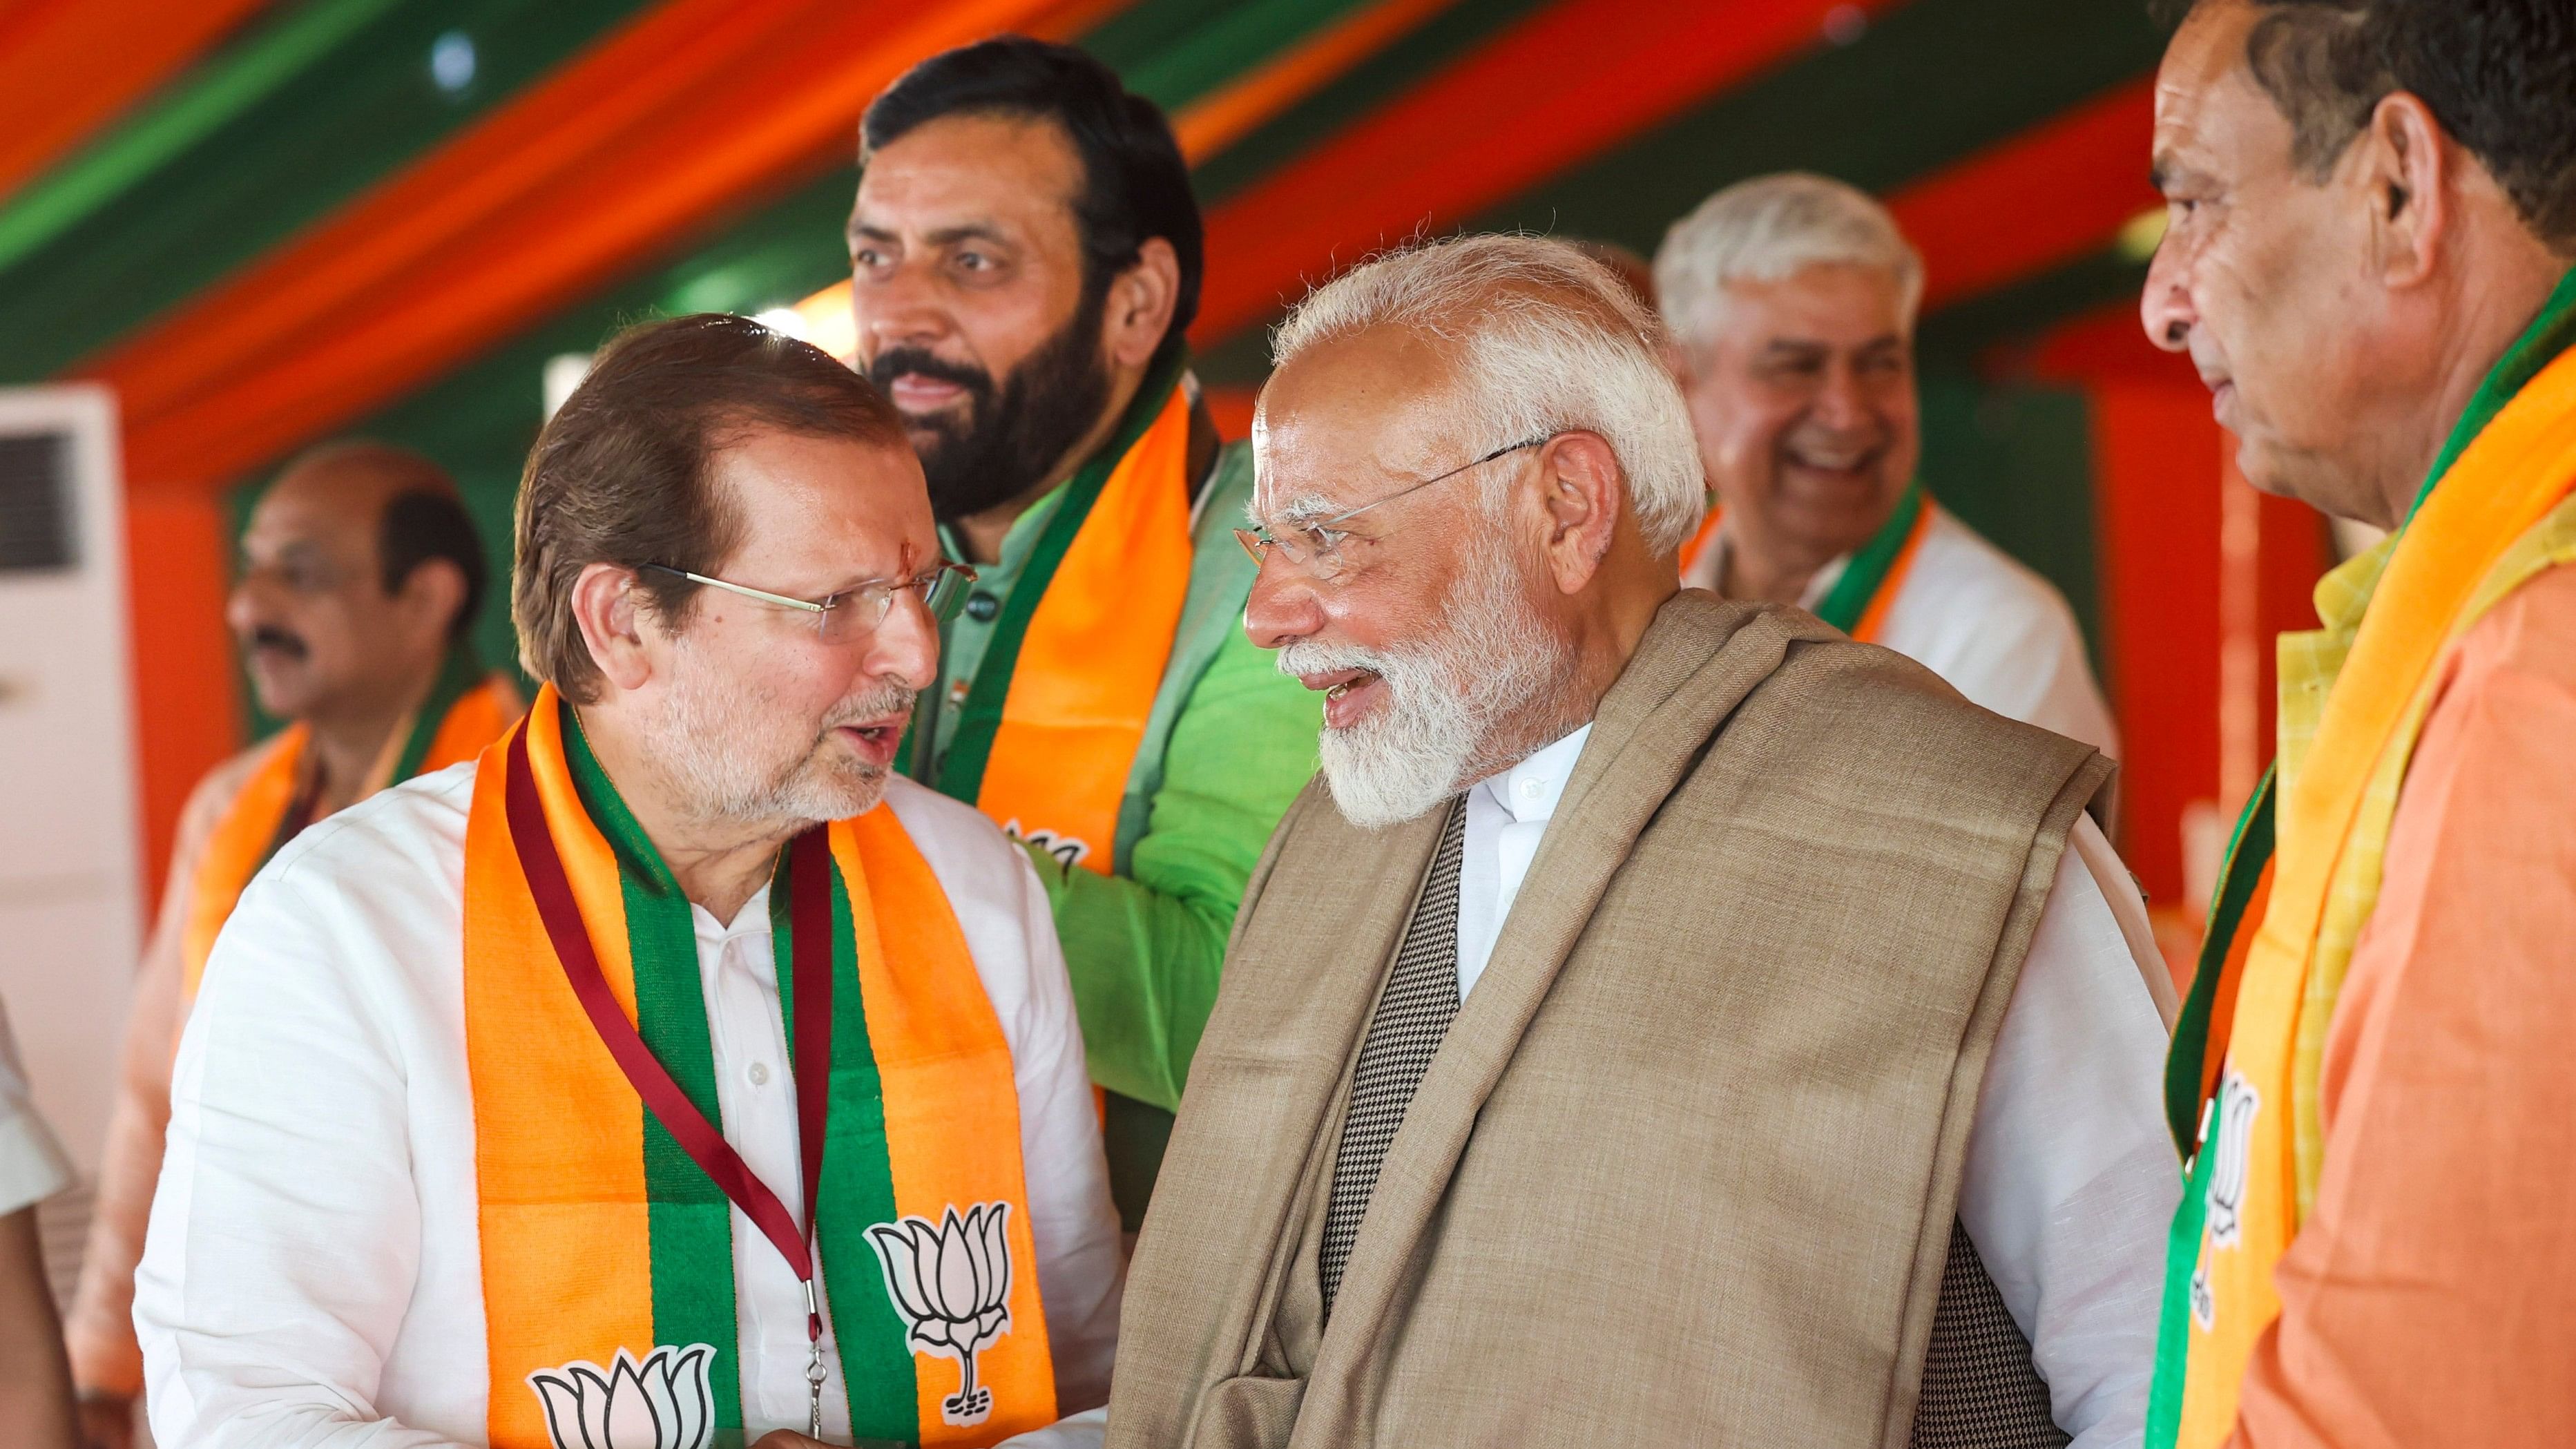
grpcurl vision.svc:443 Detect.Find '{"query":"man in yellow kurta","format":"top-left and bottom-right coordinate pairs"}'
top-left (2140, 3), bottom-right (2576, 1445)
top-left (64, 442), bottom-right (518, 1448)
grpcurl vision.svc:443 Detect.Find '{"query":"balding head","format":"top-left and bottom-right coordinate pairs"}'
top-left (1242, 236), bottom-right (1689, 827)
top-left (229, 440), bottom-right (486, 724)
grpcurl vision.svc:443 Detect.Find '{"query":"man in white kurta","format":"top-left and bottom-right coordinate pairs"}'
top-left (134, 314), bottom-right (1122, 1448)
top-left (137, 767), bottom-right (1122, 1447)
top-left (1657, 172), bottom-right (2119, 759)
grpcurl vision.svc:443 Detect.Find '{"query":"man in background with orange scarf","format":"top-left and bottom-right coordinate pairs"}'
top-left (2141, 2), bottom-right (2576, 1445)
top-left (1656, 174), bottom-right (2120, 763)
top-left (65, 440), bottom-right (517, 1449)
top-left (848, 40), bottom-right (1319, 1221)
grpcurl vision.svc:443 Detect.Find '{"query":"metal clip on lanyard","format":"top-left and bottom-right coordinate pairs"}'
top-left (805, 1278), bottom-right (829, 1437)
top-left (509, 736), bottom-right (842, 1438)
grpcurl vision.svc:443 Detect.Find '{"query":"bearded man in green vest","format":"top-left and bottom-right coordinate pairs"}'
top-left (847, 39), bottom-right (1318, 1221)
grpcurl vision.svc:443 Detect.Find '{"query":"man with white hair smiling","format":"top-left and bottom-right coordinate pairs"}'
top-left (1103, 236), bottom-right (2175, 1448)
top-left (1657, 173), bottom-right (2119, 760)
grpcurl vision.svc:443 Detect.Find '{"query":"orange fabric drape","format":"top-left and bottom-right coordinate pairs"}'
top-left (1190, 0), bottom-right (1910, 345)
top-left (88, 0), bottom-right (1126, 493)
top-left (0, 0), bottom-right (268, 202)
top-left (1887, 81), bottom-right (2156, 315)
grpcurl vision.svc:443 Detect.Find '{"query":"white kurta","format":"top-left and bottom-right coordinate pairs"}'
top-left (1459, 727), bottom-right (2175, 1449)
top-left (1685, 506), bottom-right (2120, 758)
top-left (135, 765), bottom-right (1124, 1448)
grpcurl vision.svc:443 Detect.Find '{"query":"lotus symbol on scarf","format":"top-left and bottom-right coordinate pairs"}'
top-left (527, 1343), bottom-right (713, 1449)
top-left (866, 1201), bottom-right (1017, 1426)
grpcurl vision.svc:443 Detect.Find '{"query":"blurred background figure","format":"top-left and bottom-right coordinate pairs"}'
top-left (63, 441), bottom-right (515, 1449)
top-left (1658, 173), bottom-right (2121, 762)
top-left (0, 995), bottom-right (77, 1449)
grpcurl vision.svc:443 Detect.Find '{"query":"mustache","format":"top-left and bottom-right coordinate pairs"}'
top-left (820, 682), bottom-right (919, 734)
top-left (865, 347), bottom-right (993, 406)
top-left (1277, 640), bottom-right (1395, 678)
top-left (248, 625), bottom-right (308, 660)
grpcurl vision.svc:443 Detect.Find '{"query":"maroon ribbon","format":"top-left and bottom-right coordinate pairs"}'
top-left (504, 727), bottom-right (835, 1350)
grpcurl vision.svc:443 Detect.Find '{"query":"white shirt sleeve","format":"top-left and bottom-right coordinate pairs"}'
top-left (137, 865), bottom-right (470, 1449)
top-left (0, 994), bottom-right (72, 1217)
top-left (1957, 814), bottom-right (2177, 1449)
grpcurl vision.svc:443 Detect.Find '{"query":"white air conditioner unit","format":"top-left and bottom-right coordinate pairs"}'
top-left (0, 385), bottom-right (142, 1294)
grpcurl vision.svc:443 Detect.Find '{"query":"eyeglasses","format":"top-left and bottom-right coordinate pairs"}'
top-left (1234, 435), bottom-right (1553, 582)
top-left (640, 559), bottom-right (978, 643)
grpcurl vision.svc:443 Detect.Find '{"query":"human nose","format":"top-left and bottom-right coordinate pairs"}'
top-left (1809, 361), bottom-right (1876, 432)
top-left (226, 568), bottom-right (279, 637)
top-left (2142, 239), bottom-right (2195, 354)
top-left (1243, 552), bottom-right (1325, 652)
top-left (863, 587), bottom-right (942, 693)
top-left (856, 256), bottom-right (951, 357)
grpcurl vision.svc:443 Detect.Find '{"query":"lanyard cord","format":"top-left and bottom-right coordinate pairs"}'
top-left (506, 729), bottom-right (836, 1429)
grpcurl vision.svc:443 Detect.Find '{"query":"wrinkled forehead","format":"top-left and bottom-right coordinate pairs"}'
top-left (1251, 325), bottom-right (1472, 521)
top-left (2153, 1), bottom-right (2266, 163)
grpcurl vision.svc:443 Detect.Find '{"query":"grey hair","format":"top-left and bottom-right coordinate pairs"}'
top-left (1653, 172), bottom-right (1925, 351)
top-left (1268, 233), bottom-right (1707, 555)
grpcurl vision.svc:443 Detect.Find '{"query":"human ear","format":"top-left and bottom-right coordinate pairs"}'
top-left (569, 563), bottom-right (656, 693)
top-left (396, 557), bottom-right (468, 653)
top-left (2359, 91), bottom-right (2450, 289)
top-left (1536, 432), bottom-right (1624, 594)
top-left (1103, 237), bottom-right (1181, 370)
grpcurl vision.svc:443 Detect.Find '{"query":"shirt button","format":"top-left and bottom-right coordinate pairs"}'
top-left (747, 1062), bottom-right (771, 1087)
top-left (963, 591), bottom-right (1000, 622)
top-left (1519, 778), bottom-right (1544, 799)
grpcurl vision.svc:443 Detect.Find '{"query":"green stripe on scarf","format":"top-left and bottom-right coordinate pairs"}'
top-left (923, 342), bottom-right (1190, 806)
top-left (1813, 478), bottom-right (1924, 633)
top-left (390, 642), bottom-right (488, 782)
top-left (773, 874), bottom-right (920, 1441)
top-left (2411, 269), bottom-right (2576, 523)
top-left (564, 708), bottom-right (746, 1434)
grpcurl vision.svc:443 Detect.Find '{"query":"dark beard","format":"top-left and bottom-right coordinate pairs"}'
top-left (868, 287), bottom-right (1113, 524)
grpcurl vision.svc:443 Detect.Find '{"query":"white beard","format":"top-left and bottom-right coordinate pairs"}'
top-left (1280, 541), bottom-right (1566, 829)
top-left (648, 633), bottom-right (904, 827)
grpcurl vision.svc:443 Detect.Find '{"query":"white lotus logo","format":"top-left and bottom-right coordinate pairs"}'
top-left (528, 1343), bottom-right (714, 1449)
top-left (867, 1201), bottom-right (1017, 1426)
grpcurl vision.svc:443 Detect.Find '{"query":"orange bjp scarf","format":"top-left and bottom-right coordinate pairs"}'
top-left (1676, 478), bottom-right (1933, 643)
top-left (916, 349), bottom-right (1195, 875)
top-left (178, 645), bottom-right (519, 1004)
top-left (463, 689), bottom-right (1053, 1448)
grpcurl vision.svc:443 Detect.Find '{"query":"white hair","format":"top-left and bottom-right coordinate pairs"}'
top-left (1268, 233), bottom-right (1706, 555)
top-left (1653, 172), bottom-right (1925, 352)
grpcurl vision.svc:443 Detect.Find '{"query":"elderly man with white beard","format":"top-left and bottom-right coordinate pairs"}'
top-left (1101, 236), bottom-right (2176, 1449)
top-left (132, 314), bottom-right (1122, 1449)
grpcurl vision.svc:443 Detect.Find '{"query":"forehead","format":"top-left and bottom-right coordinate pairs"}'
top-left (243, 465), bottom-right (392, 554)
top-left (853, 112), bottom-right (1085, 240)
top-left (1711, 264), bottom-right (1906, 347)
top-left (709, 428), bottom-right (933, 577)
top-left (2154, 4), bottom-right (2278, 171)
top-left (1256, 326), bottom-right (1466, 507)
